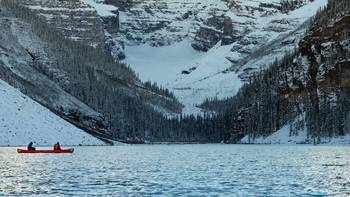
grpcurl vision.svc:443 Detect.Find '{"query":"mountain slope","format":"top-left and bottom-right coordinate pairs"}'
top-left (0, 79), bottom-right (104, 146)
top-left (0, 0), bottom-right (184, 143)
top-left (208, 0), bottom-right (350, 144)
top-left (87, 0), bottom-right (328, 114)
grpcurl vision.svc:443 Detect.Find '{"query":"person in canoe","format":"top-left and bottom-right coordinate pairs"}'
top-left (53, 142), bottom-right (61, 151)
top-left (27, 142), bottom-right (36, 151)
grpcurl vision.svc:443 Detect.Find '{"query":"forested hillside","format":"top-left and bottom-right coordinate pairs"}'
top-left (0, 0), bottom-right (228, 143)
top-left (202, 0), bottom-right (350, 144)
top-left (0, 0), bottom-right (190, 143)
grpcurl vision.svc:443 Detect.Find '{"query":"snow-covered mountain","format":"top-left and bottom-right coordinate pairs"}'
top-left (0, 79), bottom-right (104, 146)
top-left (212, 0), bottom-right (350, 144)
top-left (3, 0), bottom-right (347, 145)
top-left (80, 0), bottom-right (328, 114)
top-left (0, 0), bottom-right (184, 144)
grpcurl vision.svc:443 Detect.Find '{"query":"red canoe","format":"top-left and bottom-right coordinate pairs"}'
top-left (17, 148), bottom-right (74, 154)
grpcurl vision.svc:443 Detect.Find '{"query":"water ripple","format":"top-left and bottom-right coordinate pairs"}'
top-left (1, 145), bottom-right (350, 196)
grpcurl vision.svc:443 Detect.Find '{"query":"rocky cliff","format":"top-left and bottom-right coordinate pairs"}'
top-left (22, 0), bottom-right (105, 47)
top-left (281, 0), bottom-right (350, 141)
top-left (213, 0), bottom-right (350, 144)
top-left (22, 0), bottom-right (125, 60)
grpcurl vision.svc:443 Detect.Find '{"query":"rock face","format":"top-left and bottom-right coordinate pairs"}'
top-left (104, 0), bottom-right (132, 11)
top-left (22, 0), bottom-right (105, 47)
top-left (220, 0), bottom-right (350, 143)
top-left (80, 0), bottom-right (125, 60)
top-left (192, 15), bottom-right (237, 51)
top-left (101, 0), bottom-right (230, 46)
top-left (283, 7), bottom-right (350, 100)
top-left (101, 13), bottom-right (119, 33)
top-left (192, 27), bottom-right (221, 52)
top-left (83, 0), bottom-right (322, 62)
top-left (99, 0), bottom-right (315, 51)
top-left (105, 33), bottom-right (125, 60)
top-left (282, 7), bottom-right (350, 139)
top-left (222, 16), bottom-right (235, 45)
top-left (22, 0), bottom-right (126, 60)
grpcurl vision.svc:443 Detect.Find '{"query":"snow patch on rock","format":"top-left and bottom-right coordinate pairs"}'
top-left (81, 0), bottom-right (118, 17)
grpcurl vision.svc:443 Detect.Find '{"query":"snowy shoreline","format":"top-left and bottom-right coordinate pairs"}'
top-left (134, 142), bottom-right (350, 146)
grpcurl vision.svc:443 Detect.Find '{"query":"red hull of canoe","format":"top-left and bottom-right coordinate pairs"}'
top-left (17, 149), bottom-right (74, 154)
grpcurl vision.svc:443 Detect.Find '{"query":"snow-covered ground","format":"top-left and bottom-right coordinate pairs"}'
top-left (240, 125), bottom-right (350, 145)
top-left (240, 125), bottom-right (308, 144)
top-left (125, 40), bottom-right (244, 114)
top-left (125, 41), bottom-right (202, 85)
top-left (125, 41), bottom-right (244, 114)
top-left (0, 80), bottom-right (105, 146)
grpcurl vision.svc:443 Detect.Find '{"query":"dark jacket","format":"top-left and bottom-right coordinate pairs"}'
top-left (28, 142), bottom-right (35, 151)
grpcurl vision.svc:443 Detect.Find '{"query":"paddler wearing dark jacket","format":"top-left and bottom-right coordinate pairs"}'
top-left (53, 142), bottom-right (61, 150)
top-left (27, 142), bottom-right (35, 151)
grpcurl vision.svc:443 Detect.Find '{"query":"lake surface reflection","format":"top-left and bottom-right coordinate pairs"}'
top-left (1, 145), bottom-right (350, 196)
